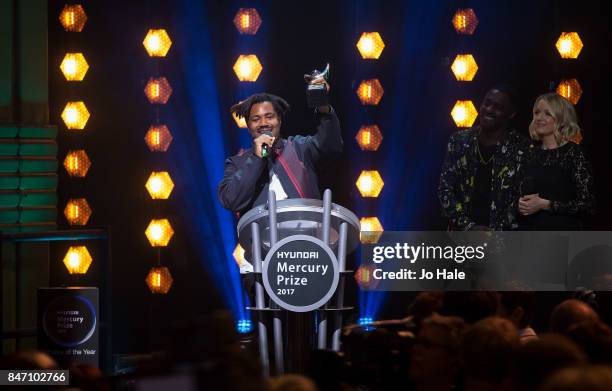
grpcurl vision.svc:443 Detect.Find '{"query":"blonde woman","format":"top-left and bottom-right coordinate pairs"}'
top-left (518, 93), bottom-right (595, 229)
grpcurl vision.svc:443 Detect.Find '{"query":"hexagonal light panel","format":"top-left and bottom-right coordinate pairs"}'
top-left (451, 100), bottom-right (478, 128)
top-left (145, 218), bottom-right (174, 247)
top-left (354, 264), bottom-right (379, 290)
top-left (556, 79), bottom-right (582, 105)
top-left (232, 112), bottom-right (247, 128)
top-left (59, 4), bottom-right (87, 32)
top-left (356, 170), bottom-right (384, 198)
top-left (556, 32), bottom-right (583, 59)
top-left (64, 149), bottom-right (91, 177)
top-left (451, 54), bottom-right (478, 81)
top-left (63, 246), bottom-right (93, 275)
top-left (357, 79), bottom-right (384, 105)
top-left (60, 52), bottom-right (89, 81)
top-left (360, 217), bottom-right (384, 244)
top-left (356, 32), bottom-right (385, 59)
top-left (146, 171), bottom-right (174, 200)
top-left (452, 8), bottom-right (478, 35)
top-left (233, 54), bottom-right (263, 82)
top-left (143, 29), bottom-right (172, 57)
top-left (144, 77), bottom-right (173, 104)
top-left (356, 125), bottom-right (383, 151)
top-left (146, 266), bottom-right (173, 294)
top-left (233, 244), bottom-right (246, 268)
top-left (144, 124), bottom-right (173, 152)
top-left (233, 8), bottom-right (262, 35)
top-left (64, 198), bottom-right (92, 226)
top-left (61, 101), bottom-right (90, 130)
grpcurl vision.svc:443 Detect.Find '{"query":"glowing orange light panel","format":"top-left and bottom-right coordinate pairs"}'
top-left (146, 171), bottom-right (174, 200)
top-left (59, 4), bottom-right (87, 32)
top-left (451, 54), bottom-right (478, 81)
top-left (233, 55), bottom-right (263, 82)
top-left (360, 217), bottom-right (384, 244)
top-left (556, 79), bottom-right (582, 105)
top-left (356, 170), bottom-right (384, 198)
top-left (64, 198), bottom-right (92, 225)
top-left (356, 125), bottom-right (383, 151)
top-left (63, 150), bottom-right (91, 177)
top-left (143, 29), bottom-right (173, 57)
top-left (60, 53), bottom-right (89, 81)
top-left (145, 77), bottom-right (173, 104)
top-left (63, 246), bottom-right (93, 274)
top-left (356, 32), bottom-right (385, 59)
top-left (142, 29), bottom-right (172, 57)
top-left (357, 79), bottom-right (384, 106)
top-left (146, 266), bottom-right (174, 294)
top-left (556, 32), bottom-right (583, 59)
top-left (452, 8), bottom-right (478, 35)
top-left (233, 244), bottom-right (246, 268)
top-left (145, 219), bottom-right (174, 247)
top-left (355, 264), bottom-right (379, 289)
top-left (144, 125), bottom-right (173, 152)
top-left (232, 112), bottom-right (247, 128)
top-left (61, 101), bottom-right (90, 130)
top-left (233, 8), bottom-right (262, 35)
top-left (451, 100), bottom-right (478, 128)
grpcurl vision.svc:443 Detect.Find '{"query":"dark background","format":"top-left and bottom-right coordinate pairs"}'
top-left (48, 0), bottom-right (612, 354)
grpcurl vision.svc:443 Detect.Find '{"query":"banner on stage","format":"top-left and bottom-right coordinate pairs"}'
top-left (263, 235), bottom-right (339, 312)
top-left (37, 287), bottom-right (99, 367)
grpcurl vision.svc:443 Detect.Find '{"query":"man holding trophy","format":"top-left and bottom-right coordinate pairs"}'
top-left (218, 64), bottom-right (343, 223)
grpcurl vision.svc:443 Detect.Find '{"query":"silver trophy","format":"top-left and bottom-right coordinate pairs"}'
top-left (304, 63), bottom-right (330, 108)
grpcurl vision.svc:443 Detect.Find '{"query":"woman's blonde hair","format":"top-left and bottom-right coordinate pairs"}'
top-left (528, 93), bottom-right (581, 145)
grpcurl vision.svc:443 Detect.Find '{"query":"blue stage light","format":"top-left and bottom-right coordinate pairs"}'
top-left (358, 317), bottom-right (373, 325)
top-left (164, 0), bottom-right (249, 323)
top-left (357, 317), bottom-right (375, 331)
top-left (236, 319), bottom-right (253, 334)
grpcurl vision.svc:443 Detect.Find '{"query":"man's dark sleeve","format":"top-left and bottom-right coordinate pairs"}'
top-left (217, 151), bottom-right (266, 213)
top-left (304, 109), bottom-right (344, 163)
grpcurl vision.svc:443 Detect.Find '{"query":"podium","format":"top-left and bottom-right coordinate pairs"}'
top-left (237, 190), bottom-right (359, 375)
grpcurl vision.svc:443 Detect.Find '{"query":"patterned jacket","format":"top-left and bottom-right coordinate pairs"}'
top-left (438, 128), bottom-right (531, 230)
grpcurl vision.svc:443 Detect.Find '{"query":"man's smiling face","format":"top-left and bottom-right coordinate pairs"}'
top-left (247, 101), bottom-right (281, 140)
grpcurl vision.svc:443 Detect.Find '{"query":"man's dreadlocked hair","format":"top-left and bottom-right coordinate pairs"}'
top-left (230, 93), bottom-right (290, 122)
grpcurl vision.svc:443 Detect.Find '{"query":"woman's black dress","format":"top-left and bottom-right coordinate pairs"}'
top-left (519, 142), bottom-right (595, 230)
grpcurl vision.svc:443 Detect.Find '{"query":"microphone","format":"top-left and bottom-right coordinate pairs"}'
top-left (521, 176), bottom-right (536, 196)
top-left (261, 131), bottom-right (273, 158)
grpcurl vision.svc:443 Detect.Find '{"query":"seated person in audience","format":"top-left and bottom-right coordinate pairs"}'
top-left (440, 291), bottom-right (500, 324)
top-left (549, 299), bottom-right (598, 334)
top-left (565, 319), bottom-right (612, 365)
top-left (500, 290), bottom-right (538, 343)
top-left (511, 334), bottom-right (587, 391)
top-left (405, 291), bottom-right (444, 330)
top-left (462, 317), bottom-right (520, 391)
top-left (540, 365), bottom-right (612, 391)
top-left (409, 314), bottom-right (466, 391)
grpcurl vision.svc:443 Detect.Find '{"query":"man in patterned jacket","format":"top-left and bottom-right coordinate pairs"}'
top-left (438, 86), bottom-right (531, 231)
